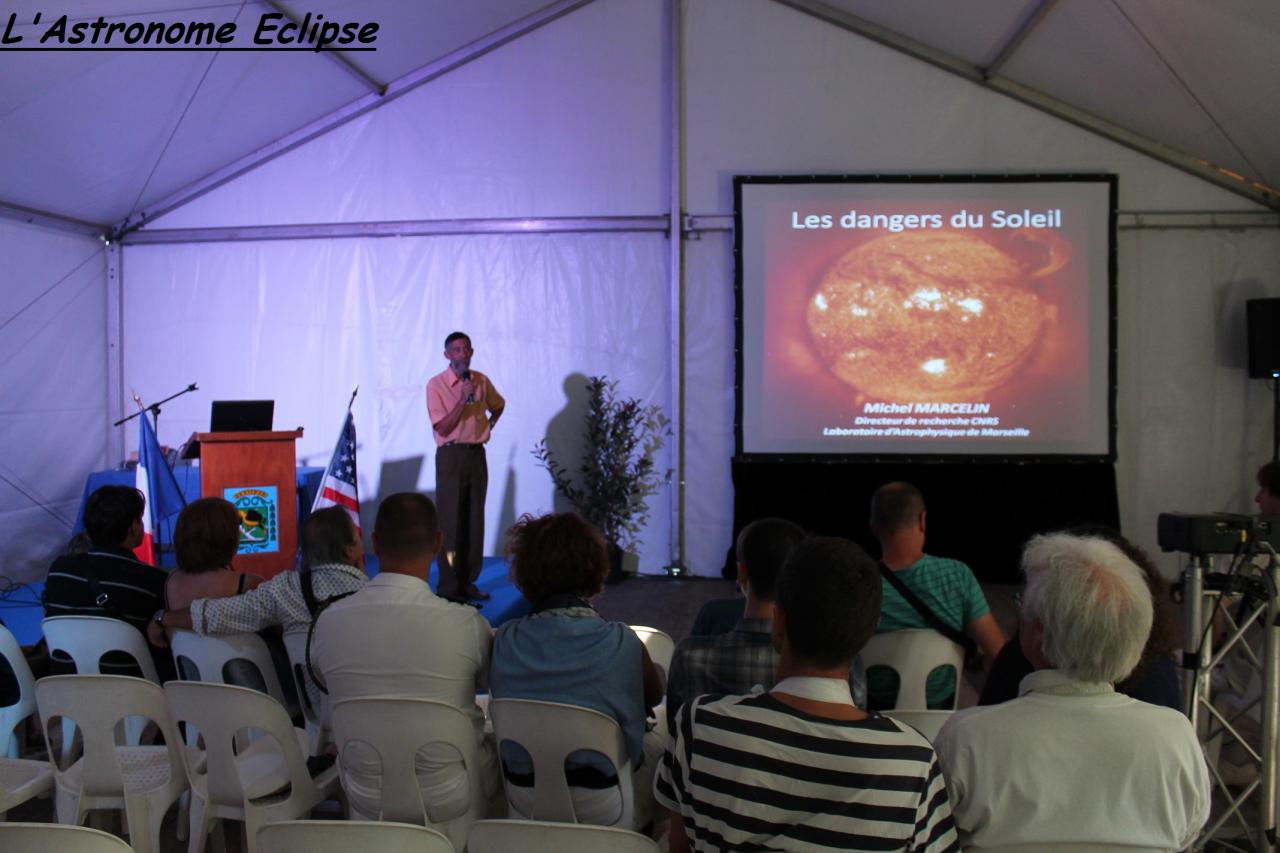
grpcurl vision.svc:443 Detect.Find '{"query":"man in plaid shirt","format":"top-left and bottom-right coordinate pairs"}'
top-left (666, 518), bottom-right (866, 729)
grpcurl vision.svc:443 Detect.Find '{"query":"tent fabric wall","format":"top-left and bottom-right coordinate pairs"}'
top-left (0, 220), bottom-right (107, 584)
top-left (123, 233), bottom-right (673, 572)
top-left (47, 0), bottom-right (1270, 583)
top-left (145, 0), bottom-right (666, 229)
top-left (1115, 228), bottom-right (1280, 561)
top-left (677, 0), bottom-right (1276, 572)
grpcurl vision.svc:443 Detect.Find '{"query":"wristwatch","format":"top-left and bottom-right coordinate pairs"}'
top-left (152, 609), bottom-right (166, 626)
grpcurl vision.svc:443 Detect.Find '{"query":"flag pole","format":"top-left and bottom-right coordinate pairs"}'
top-left (347, 386), bottom-right (358, 412)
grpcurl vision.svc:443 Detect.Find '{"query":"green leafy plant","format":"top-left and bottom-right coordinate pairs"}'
top-left (533, 376), bottom-right (670, 552)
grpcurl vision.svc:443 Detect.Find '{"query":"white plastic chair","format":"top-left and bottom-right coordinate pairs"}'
top-left (0, 822), bottom-right (135, 851)
top-left (0, 623), bottom-right (37, 757)
top-left (468, 818), bottom-right (661, 852)
top-left (257, 819), bottom-right (455, 853)
top-left (860, 629), bottom-right (965, 710)
top-left (630, 626), bottom-right (674, 680)
top-left (170, 630), bottom-right (298, 719)
top-left (42, 616), bottom-right (160, 683)
top-left (43, 616), bottom-right (161, 748)
top-left (164, 680), bottom-right (340, 853)
top-left (329, 697), bottom-right (484, 851)
top-left (35, 676), bottom-right (187, 853)
top-left (281, 629), bottom-right (326, 756)
top-left (488, 698), bottom-right (634, 829)
top-left (0, 755), bottom-right (54, 820)
top-left (881, 709), bottom-right (954, 743)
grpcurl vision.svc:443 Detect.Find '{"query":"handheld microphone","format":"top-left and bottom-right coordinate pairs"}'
top-left (462, 370), bottom-right (475, 403)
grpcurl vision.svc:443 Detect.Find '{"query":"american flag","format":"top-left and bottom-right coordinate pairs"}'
top-left (312, 411), bottom-right (360, 531)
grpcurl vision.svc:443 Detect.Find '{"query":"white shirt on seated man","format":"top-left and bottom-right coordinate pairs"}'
top-left (311, 492), bottom-right (500, 828)
top-left (933, 532), bottom-right (1209, 851)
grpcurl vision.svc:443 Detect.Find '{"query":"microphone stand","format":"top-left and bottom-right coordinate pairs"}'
top-left (114, 383), bottom-right (198, 566)
top-left (113, 383), bottom-right (199, 435)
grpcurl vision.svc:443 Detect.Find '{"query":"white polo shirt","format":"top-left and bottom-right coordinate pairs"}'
top-left (311, 571), bottom-right (496, 821)
top-left (934, 669), bottom-right (1209, 849)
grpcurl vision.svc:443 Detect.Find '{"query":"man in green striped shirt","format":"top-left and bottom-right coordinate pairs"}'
top-left (867, 482), bottom-right (1005, 709)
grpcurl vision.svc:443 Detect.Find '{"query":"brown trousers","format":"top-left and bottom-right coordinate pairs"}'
top-left (435, 443), bottom-right (487, 598)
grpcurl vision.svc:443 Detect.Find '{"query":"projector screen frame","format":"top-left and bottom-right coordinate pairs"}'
top-left (733, 172), bottom-right (1118, 463)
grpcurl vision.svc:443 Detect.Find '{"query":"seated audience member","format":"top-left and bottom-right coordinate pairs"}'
top-left (934, 532), bottom-right (1209, 849)
top-left (687, 594), bottom-right (745, 637)
top-left (867, 481), bottom-right (1004, 709)
top-left (311, 492), bottom-right (499, 821)
top-left (489, 512), bottom-right (664, 829)
top-left (150, 506), bottom-right (367, 711)
top-left (164, 497), bottom-right (265, 612)
top-left (979, 527), bottom-right (1180, 709)
top-left (656, 536), bottom-right (959, 852)
top-left (666, 517), bottom-right (866, 729)
top-left (43, 484), bottom-right (174, 680)
top-left (1257, 459), bottom-right (1280, 514)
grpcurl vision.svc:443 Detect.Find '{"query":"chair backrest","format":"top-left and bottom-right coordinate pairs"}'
top-left (0, 822), bottom-right (135, 852)
top-left (630, 626), bottom-right (674, 679)
top-left (35, 675), bottom-right (184, 798)
top-left (163, 680), bottom-right (313, 812)
top-left (42, 616), bottom-right (160, 683)
top-left (488, 698), bottom-right (633, 827)
top-left (329, 698), bottom-right (482, 840)
top-left (170, 630), bottom-right (291, 708)
top-left (257, 820), bottom-right (455, 853)
top-left (881, 709), bottom-right (954, 743)
top-left (468, 818), bottom-right (661, 853)
top-left (0, 622), bottom-right (37, 755)
top-left (860, 629), bottom-right (964, 710)
top-left (281, 630), bottom-right (321, 728)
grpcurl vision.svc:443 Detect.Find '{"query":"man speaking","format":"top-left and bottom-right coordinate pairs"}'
top-left (427, 331), bottom-right (505, 603)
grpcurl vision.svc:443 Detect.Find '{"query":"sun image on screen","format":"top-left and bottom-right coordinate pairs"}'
top-left (737, 177), bottom-right (1113, 457)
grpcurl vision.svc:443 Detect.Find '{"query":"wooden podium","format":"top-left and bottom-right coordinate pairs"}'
top-left (196, 429), bottom-right (303, 579)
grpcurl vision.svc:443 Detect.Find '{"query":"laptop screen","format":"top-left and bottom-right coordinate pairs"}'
top-left (210, 400), bottom-right (274, 432)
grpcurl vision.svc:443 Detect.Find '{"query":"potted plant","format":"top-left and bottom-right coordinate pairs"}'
top-left (533, 375), bottom-right (670, 583)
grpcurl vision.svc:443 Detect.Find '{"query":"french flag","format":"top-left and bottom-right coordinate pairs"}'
top-left (134, 412), bottom-right (186, 564)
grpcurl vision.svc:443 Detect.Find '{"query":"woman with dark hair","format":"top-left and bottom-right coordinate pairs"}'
top-left (978, 526), bottom-right (1180, 709)
top-left (164, 497), bottom-right (265, 613)
top-left (489, 512), bottom-right (664, 830)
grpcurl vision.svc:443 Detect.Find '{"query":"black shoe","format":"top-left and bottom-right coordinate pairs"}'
top-left (465, 585), bottom-right (492, 601)
top-left (444, 595), bottom-right (481, 609)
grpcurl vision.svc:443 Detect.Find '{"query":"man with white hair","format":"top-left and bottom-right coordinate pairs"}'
top-left (933, 532), bottom-right (1209, 849)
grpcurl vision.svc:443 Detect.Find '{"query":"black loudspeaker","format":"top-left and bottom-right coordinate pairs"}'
top-left (1247, 298), bottom-right (1280, 378)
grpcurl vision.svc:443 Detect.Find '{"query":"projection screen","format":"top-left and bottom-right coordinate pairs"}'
top-left (735, 174), bottom-right (1116, 459)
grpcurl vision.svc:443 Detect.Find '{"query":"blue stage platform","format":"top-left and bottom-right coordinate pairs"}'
top-left (0, 555), bottom-right (526, 648)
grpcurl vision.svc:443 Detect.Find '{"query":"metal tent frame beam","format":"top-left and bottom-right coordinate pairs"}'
top-left (119, 215), bottom-right (669, 245)
top-left (0, 199), bottom-right (106, 238)
top-left (259, 0), bottom-right (387, 94)
top-left (112, 0), bottom-right (597, 238)
top-left (772, 0), bottom-right (1280, 212)
top-left (981, 0), bottom-right (1058, 78)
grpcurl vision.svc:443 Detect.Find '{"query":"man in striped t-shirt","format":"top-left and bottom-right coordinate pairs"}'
top-left (655, 537), bottom-right (959, 853)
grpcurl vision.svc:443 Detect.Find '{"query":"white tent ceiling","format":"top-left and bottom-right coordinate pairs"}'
top-left (0, 0), bottom-right (1277, 231)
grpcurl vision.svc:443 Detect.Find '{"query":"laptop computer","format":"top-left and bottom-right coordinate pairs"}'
top-left (210, 400), bottom-right (274, 432)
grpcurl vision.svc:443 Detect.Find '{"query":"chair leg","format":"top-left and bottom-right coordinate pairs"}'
top-left (176, 789), bottom-right (190, 841)
top-left (123, 794), bottom-right (156, 853)
top-left (243, 809), bottom-right (264, 853)
top-left (53, 785), bottom-right (82, 825)
top-left (186, 792), bottom-right (215, 853)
